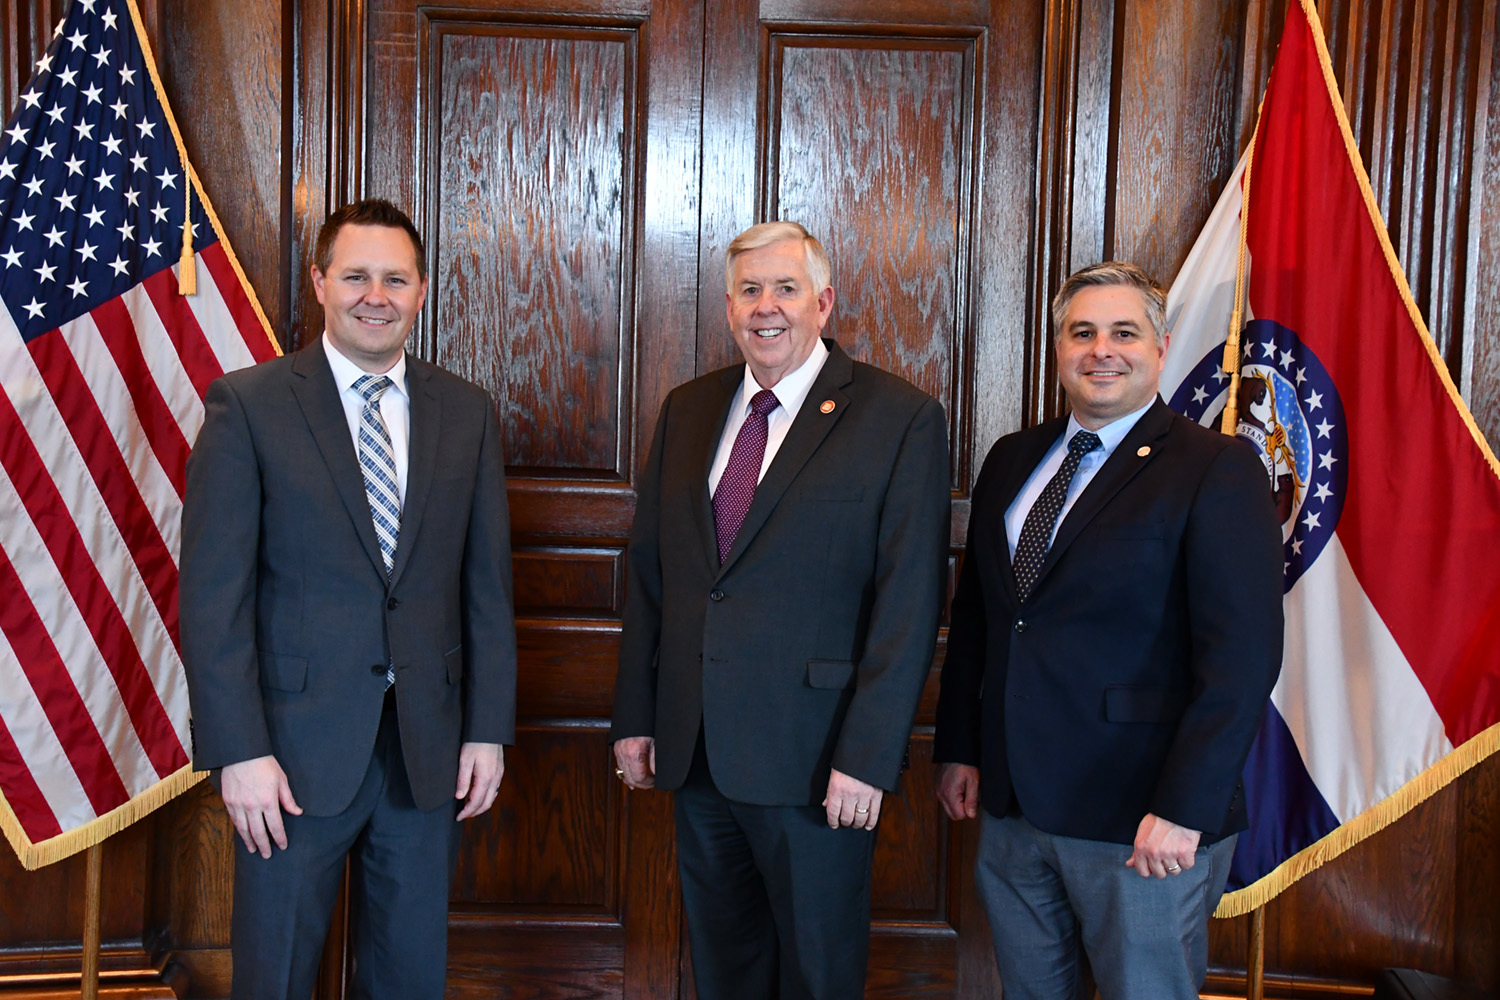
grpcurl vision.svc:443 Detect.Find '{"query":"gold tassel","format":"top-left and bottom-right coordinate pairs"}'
top-left (177, 183), bottom-right (195, 295)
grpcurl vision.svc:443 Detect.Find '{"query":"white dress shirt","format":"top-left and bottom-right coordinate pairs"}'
top-left (708, 338), bottom-right (830, 496)
top-left (323, 333), bottom-right (411, 503)
top-left (1003, 400), bottom-right (1156, 557)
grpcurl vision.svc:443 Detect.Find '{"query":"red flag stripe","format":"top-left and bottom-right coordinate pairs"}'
top-left (140, 266), bottom-right (224, 401)
top-left (1247, 8), bottom-right (1500, 744)
top-left (198, 242), bottom-right (279, 364)
top-left (0, 697), bottom-right (65, 843)
top-left (0, 384), bottom-right (187, 779)
top-left (25, 329), bottom-right (182, 648)
top-left (89, 297), bottom-right (194, 498)
top-left (0, 545), bottom-right (132, 823)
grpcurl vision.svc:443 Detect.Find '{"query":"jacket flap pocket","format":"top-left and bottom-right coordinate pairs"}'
top-left (1104, 685), bottom-right (1187, 723)
top-left (444, 643), bottom-right (464, 685)
top-left (258, 653), bottom-right (308, 692)
top-left (806, 659), bottom-right (856, 689)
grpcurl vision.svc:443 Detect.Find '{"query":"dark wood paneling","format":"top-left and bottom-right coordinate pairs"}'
top-left (513, 546), bottom-right (623, 617)
top-left (428, 22), bottom-right (634, 475)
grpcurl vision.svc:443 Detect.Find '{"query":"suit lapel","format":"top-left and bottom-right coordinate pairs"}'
top-left (289, 344), bottom-right (388, 579)
top-left (694, 369), bottom-right (742, 572)
top-left (390, 357), bottom-right (438, 588)
top-left (1039, 398), bottom-right (1174, 581)
top-left (716, 342), bottom-right (852, 578)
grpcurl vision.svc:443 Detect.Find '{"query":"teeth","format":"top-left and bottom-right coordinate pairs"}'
top-left (755, 328), bottom-right (786, 339)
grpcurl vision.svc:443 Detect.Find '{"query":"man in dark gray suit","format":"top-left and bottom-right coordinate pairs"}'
top-left (180, 199), bottom-right (517, 999)
top-left (611, 221), bottom-right (951, 999)
top-left (934, 262), bottom-right (1282, 999)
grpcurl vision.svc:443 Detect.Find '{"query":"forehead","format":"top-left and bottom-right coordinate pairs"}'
top-left (729, 239), bottom-right (810, 285)
top-left (1061, 284), bottom-right (1151, 327)
top-left (326, 223), bottom-right (421, 272)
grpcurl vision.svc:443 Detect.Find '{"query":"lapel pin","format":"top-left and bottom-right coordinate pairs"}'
top-left (1136, 446), bottom-right (1151, 457)
top-left (820, 400), bottom-right (836, 414)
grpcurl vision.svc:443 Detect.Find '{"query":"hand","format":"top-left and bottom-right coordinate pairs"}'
top-left (1126, 812), bottom-right (1202, 878)
top-left (455, 742), bottom-right (505, 820)
top-left (220, 755), bottom-right (302, 859)
top-left (614, 736), bottom-right (656, 789)
top-left (935, 763), bottom-right (980, 821)
top-left (823, 769), bottom-right (883, 830)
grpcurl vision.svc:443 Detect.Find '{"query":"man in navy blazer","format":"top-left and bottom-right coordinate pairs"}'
top-left (180, 199), bottom-right (517, 999)
top-left (611, 222), bottom-right (950, 999)
top-left (934, 261), bottom-right (1283, 999)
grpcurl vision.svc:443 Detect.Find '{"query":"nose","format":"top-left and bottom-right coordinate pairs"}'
top-left (751, 289), bottom-right (778, 314)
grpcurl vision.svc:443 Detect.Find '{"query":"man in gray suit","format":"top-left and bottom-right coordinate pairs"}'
top-left (611, 221), bottom-right (951, 999)
top-left (180, 199), bottom-right (517, 999)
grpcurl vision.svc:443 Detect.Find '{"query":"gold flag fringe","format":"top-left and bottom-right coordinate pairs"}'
top-left (1210, 0), bottom-right (1500, 916)
top-left (0, 766), bottom-right (207, 872)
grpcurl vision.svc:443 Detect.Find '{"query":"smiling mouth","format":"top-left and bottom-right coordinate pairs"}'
top-left (355, 316), bottom-right (396, 326)
top-left (753, 327), bottom-right (787, 339)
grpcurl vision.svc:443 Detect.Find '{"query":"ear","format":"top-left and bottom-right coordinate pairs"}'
top-left (311, 266), bottom-right (327, 306)
top-left (815, 285), bottom-right (836, 327)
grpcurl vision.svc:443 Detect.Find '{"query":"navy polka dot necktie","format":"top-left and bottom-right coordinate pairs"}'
top-left (1013, 429), bottom-right (1101, 603)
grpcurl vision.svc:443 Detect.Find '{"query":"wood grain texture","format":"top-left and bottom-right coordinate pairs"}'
top-left (1465, 2), bottom-right (1500, 447)
top-left (429, 25), bottom-right (633, 474)
top-left (870, 734), bottom-right (943, 918)
top-left (513, 547), bottom-right (624, 617)
top-left (771, 39), bottom-right (967, 421)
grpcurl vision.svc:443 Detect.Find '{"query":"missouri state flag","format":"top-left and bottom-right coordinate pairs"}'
top-left (0, 0), bottom-right (279, 868)
top-left (1163, 0), bottom-right (1500, 916)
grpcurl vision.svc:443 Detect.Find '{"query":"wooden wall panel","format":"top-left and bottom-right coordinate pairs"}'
top-left (429, 25), bottom-right (633, 475)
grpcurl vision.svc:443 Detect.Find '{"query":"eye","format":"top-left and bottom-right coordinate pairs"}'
top-left (779, 284), bottom-right (795, 295)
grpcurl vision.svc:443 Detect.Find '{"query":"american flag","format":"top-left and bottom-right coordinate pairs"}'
top-left (0, 0), bottom-right (278, 869)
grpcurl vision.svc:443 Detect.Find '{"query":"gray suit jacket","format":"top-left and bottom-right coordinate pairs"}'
top-left (180, 342), bottom-right (517, 815)
top-left (611, 340), bottom-right (950, 805)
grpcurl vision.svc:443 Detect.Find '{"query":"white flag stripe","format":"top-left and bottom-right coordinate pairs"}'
top-left (0, 625), bottom-right (98, 832)
top-left (1273, 534), bottom-right (1452, 821)
top-left (0, 322), bottom-right (185, 748)
top-left (1162, 152), bottom-right (1251, 395)
top-left (57, 313), bottom-right (184, 555)
top-left (177, 255), bottom-right (260, 376)
top-left (120, 283), bottom-right (207, 444)
top-left (0, 454), bottom-right (158, 798)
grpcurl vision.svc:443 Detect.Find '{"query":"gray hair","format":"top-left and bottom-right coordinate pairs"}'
top-left (1051, 261), bottom-right (1167, 344)
top-left (724, 221), bottom-right (832, 293)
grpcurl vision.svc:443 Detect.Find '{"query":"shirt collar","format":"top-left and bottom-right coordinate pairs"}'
top-left (737, 336), bottom-right (830, 417)
top-left (1065, 397), bottom-right (1156, 458)
top-left (322, 332), bottom-right (408, 399)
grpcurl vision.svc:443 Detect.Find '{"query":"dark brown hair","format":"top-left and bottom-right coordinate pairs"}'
top-left (312, 199), bottom-right (426, 281)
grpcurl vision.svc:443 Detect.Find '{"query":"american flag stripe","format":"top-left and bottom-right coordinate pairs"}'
top-left (25, 327), bottom-right (181, 640)
top-left (141, 264), bottom-right (224, 398)
top-left (0, 547), bottom-right (131, 819)
top-left (1, 0), bottom-right (279, 867)
top-left (193, 243), bottom-right (273, 365)
top-left (0, 355), bottom-right (185, 779)
top-left (88, 296), bottom-right (195, 493)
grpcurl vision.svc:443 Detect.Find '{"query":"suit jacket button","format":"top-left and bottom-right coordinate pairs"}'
top-left (1014, 619), bottom-right (1028, 633)
top-left (709, 589), bottom-right (725, 602)
top-left (387, 597), bottom-right (399, 610)
top-left (370, 663), bottom-right (386, 675)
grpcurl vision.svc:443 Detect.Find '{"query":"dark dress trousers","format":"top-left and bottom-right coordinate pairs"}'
top-left (180, 342), bottom-right (517, 997)
top-left (611, 339), bottom-right (950, 997)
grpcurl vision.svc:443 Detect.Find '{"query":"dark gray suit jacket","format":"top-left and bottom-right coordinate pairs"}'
top-left (611, 340), bottom-right (950, 805)
top-left (935, 399), bottom-right (1284, 844)
top-left (180, 342), bottom-right (517, 815)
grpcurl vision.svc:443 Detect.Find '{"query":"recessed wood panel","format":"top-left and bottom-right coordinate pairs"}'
top-left (513, 547), bottom-right (624, 617)
top-left (427, 23), bottom-right (636, 476)
top-left (451, 723), bottom-right (618, 910)
top-left (871, 733), bottom-right (943, 919)
top-left (447, 923), bottom-right (625, 998)
top-left (769, 37), bottom-right (972, 425)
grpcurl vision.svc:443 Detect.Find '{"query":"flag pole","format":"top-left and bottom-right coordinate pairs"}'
top-left (82, 839), bottom-right (103, 999)
top-left (1218, 114), bottom-right (1260, 438)
top-left (1248, 904), bottom-right (1266, 1000)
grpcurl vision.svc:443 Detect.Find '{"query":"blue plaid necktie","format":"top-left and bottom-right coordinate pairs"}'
top-left (354, 374), bottom-right (401, 688)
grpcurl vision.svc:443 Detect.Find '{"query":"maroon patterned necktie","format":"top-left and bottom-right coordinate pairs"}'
top-left (713, 389), bottom-right (780, 563)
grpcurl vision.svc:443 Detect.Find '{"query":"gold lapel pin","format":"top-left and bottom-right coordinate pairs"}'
top-left (820, 400), bottom-right (836, 414)
top-left (1136, 445), bottom-right (1151, 457)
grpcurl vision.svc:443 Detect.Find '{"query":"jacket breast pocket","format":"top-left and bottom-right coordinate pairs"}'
top-left (259, 653), bottom-right (308, 692)
top-left (807, 659), bottom-right (856, 689)
top-left (1103, 685), bottom-right (1187, 723)
top-left (444, 644), bottom-right (464, 685)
